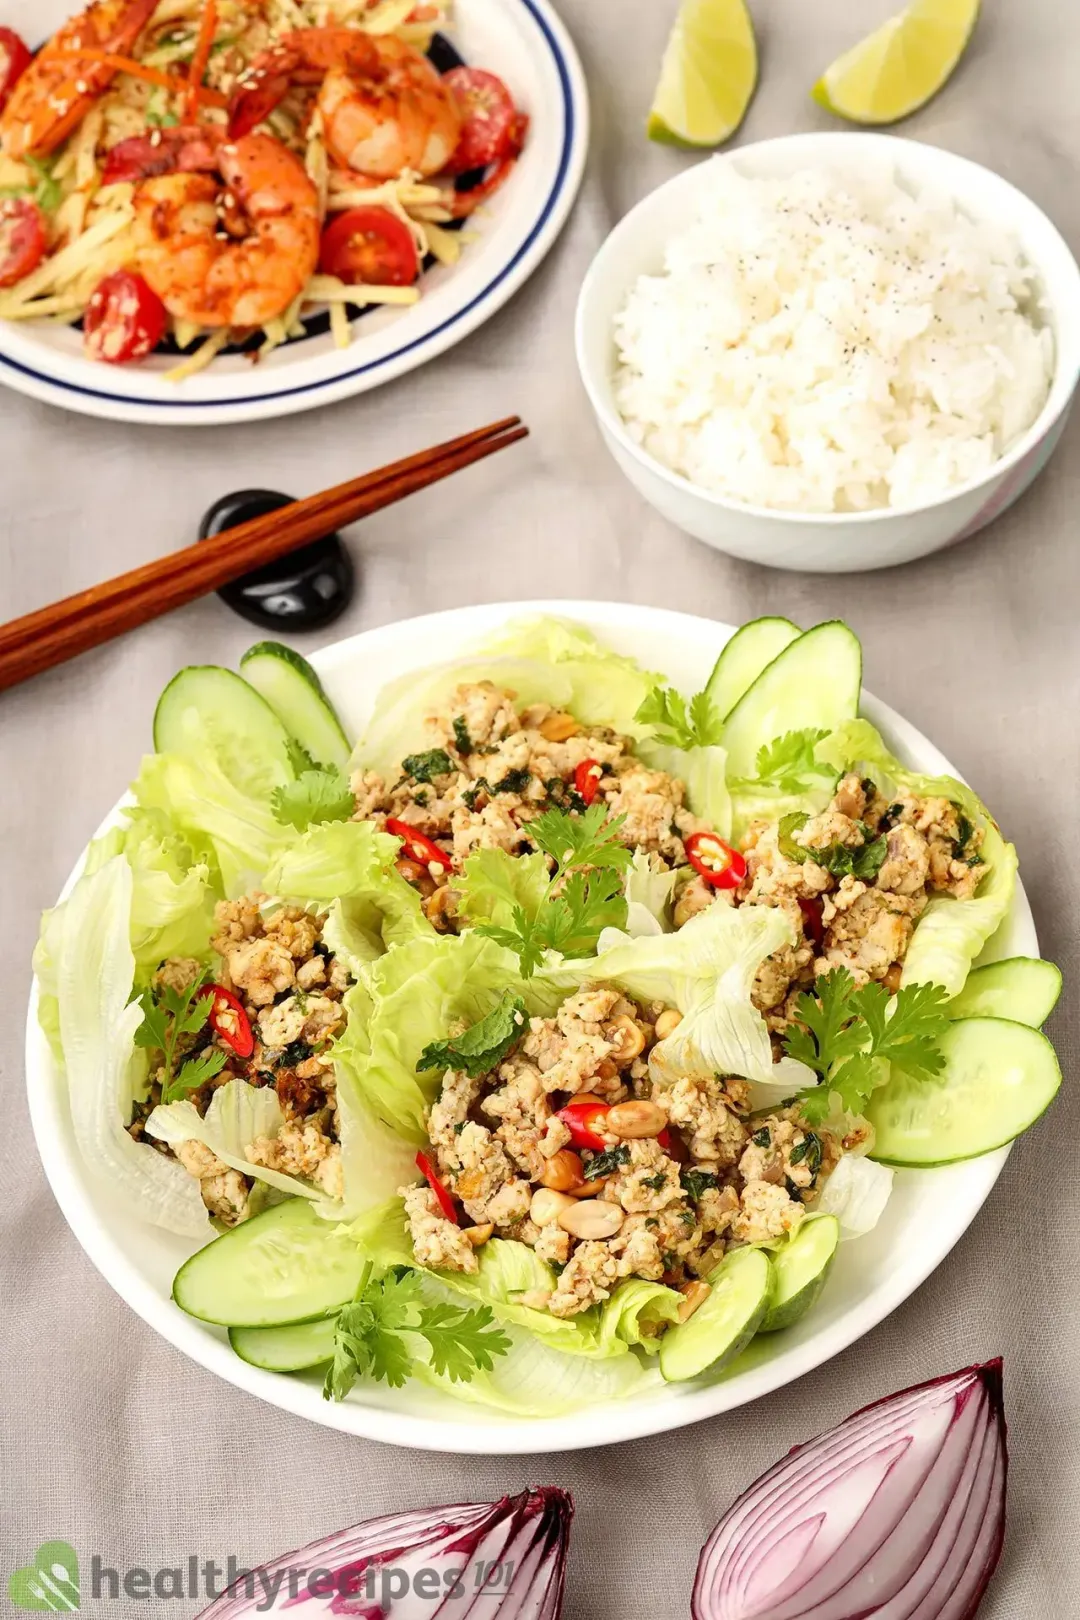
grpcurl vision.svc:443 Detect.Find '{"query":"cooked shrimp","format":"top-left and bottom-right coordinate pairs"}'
top-left (231, 28), bottom-right (463, 179)
top-left (0, 0), bottom-right (158, 161)
top-left (132, 132), bottom-right (321, 329)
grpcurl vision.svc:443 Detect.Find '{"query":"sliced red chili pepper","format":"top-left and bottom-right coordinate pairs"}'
top-left (416, 1150), bottom-right (458, 1224)
top-left (684, 831), bottom-right (748, 890)
top-left (573, 758), bottom-right (603, 806)
top-left (558, 1099), bottom-right (611, 1152)
top-left (798, 896), bottom-right (826, 947)
top-left (385, 818), bottom-right (453, 876)
top-left (205, 983), bottom-right (254, 1059)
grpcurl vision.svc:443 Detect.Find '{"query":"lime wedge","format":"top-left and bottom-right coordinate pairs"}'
top-left (648, 0), bottom-right (758, 148)
top-left (812, 0), bottom-right (980, 125)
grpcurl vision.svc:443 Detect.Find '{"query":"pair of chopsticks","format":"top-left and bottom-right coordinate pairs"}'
top-left (0, 416), bottom-right (528, 695)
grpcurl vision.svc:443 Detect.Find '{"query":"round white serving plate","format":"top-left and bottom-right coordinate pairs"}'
top-left (26, 602), bottom-right (1033, 1454)
top-left (0, 0), bottom-right (587, 425)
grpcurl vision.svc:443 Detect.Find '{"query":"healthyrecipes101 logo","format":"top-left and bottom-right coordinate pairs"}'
top-left (8, 1540), bottom-right (519, 1611)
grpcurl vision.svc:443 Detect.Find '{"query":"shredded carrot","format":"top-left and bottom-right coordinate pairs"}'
top-left (186, 0), bottom-right (219, 122)
top-left (54, 50), bottom-right (177, 91)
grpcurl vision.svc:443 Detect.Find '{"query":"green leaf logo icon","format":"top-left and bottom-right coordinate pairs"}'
top-left (8, 1543), bottom-right (80, 1611)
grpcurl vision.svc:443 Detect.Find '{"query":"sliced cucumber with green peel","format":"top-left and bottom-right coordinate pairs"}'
top-left (230, 1315), bottom-right (337, 1372)
top-left (240, 641), bottom-right (351, 771)
top-left (947, 957), bottom-right (1061, 1029)
top-left (154, 665), bottom-right (295, 798)
top-left (173, 1199), bottom-right (365, 1327)
top-left (659, 1247), bottom-right (770, 1382)
top-left (868, 1017), bottom-right (1062, 1167)
top-left (759, 1215), bottom-right (839, 1333)
top-left (705, 617), bottom-right (801, 720)
top-left (721, 621), bottom-right (863, 782)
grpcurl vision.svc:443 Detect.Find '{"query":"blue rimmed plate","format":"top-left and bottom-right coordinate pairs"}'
top-left (0, 0), bottom-right (588, 425)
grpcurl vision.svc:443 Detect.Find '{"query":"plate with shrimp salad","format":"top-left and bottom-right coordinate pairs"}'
top-left (0, 0), bottom-right (586, 423)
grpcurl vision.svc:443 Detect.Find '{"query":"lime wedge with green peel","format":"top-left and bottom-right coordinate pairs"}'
top-left (648, 0), bottom-right (758, 148)
top-left (813, 0), bottom-right (980, 125)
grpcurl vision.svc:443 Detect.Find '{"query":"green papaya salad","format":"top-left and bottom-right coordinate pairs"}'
top-left (34, 617), bottom-right (1063, 1415)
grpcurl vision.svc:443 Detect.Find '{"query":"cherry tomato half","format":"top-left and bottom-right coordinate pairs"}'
top-left (0, 27), bottom-right (31, 115)
top-left (573, 758), bottom-right (602, 807)
top-left (385, 817), bottom-right (453, 876)
top-left (83, 270), bottom-right (168, 364)
top-left (319, 206), bottom-right (419, 288)
top-left (205, 984), bottom-right (255, 1059)
top-left (684, 831), bottom-right (748, 890)
top-left (416, 1150), bottom-right (459, 1224)
top-left (0, 197), bottom-right (46, 289)
top-left (444, 66), bottom-right (522, 175)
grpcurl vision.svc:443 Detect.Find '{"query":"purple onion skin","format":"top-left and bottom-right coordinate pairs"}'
top-left (693, 1361), bottom-right (1008, 1620)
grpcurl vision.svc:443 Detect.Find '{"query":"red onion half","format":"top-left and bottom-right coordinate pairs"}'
top-left (694, 1362), bottom-right (1007, 1620)
top-left (196, 1487), bottom-right (572, 1617)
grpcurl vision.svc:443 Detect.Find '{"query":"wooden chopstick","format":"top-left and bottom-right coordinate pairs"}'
top-left (0, 418), bottom-right (527, 693)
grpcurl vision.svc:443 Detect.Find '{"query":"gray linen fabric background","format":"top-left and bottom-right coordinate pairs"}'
top-left (2, 0), bottom-right (1078, 1613)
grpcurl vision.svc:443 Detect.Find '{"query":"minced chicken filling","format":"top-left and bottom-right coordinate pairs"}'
top-left (402, 985), bottom-right (843, 1320)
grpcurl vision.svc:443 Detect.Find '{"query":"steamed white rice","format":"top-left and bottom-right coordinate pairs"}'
top-left (613, 165), bottom-right (1054, 514)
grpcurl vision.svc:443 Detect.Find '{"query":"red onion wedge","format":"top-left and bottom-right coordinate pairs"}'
top-left (195, 1487), bottom-right (572, 1617)
top-left (694, 1362), bottom-right (1007, 1620)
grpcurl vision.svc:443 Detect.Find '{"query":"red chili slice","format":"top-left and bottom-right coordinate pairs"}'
top-left (416, 1150), bottom-right (458, 1223)
top-left (386, 818), bottom-right (453, 876)
top-left (83, 270), bottom-right (168, 364)
top-left (0, 198), bottom-right (46, 289)
top-left (0, 27), bottom-right (31, 114)
top-left (573, 758), bottom-right (603, 807)
top-left (443, 66), bottom-right (522, 175)
top-left (684, 831), bottom-right (748, 890)
top-left (798, 896), bottom-right (826, 947)
top-left (557, 1099), bottom-right (611, 1153)
top-left (205, 984), bottom-right (254, 1059)
top-left (319, 206), bottom-right (419, 288)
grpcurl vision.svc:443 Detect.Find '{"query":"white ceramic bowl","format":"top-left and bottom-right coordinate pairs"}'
top-left (26, 602), bottom-right (1036, 1454)
top-left (575, 134), bottom-right (1080, 573)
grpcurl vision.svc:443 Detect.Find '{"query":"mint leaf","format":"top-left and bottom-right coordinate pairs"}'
top-left (416, 990), bottom-right (529, 1077)
top-left (401, 749), bottom-right (454, 784)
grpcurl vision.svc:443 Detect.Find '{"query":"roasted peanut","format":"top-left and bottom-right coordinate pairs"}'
top-left (557, 1199), bottom-right (625, 1240)
top-left (538, 711), bottom-right (580, 742)
top-left (463, 1223), bottom-right (494, 1248)
top-left (540, 1149), bottom-right (585, 1192)
top-left (606, 1015), bottom-right (646, 1066)
top-left (568, 1177), bottom-right (608, 1197)
top-left (654, 1008), bottom-right (683, 1041)
top-left (422, 884), bottom-right (454, 929)
top-left (530, 1188), bottom-right (577, 1226)
top-left (395, 856), bottom-right (436, 897)
top-left (677, 1280), bottom-right (711, 1322)
top-left (606, 1099), bottom-right (668, 1140)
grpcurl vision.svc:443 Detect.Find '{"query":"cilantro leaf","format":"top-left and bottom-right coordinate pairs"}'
top-left (474, 910), bottom-right (547, 979)
top-left (416, 990), bottom-right (529, 1077)
top-left (271, 768), bottom-right (355, 832)
top-left (164, 1046), bottom-right (229, 1104)
top-left (526, 802), bottom-right (632, 878)
top-left (751, 728), bottom-right (836, 794)
top-left (133, 990), bottom-right (169, 1054)
top-left (635, 683), bottom-right (725, 750)
top-left (401, 748), bottom-right (454, 784)
top-left (135, 973), bottom-right (219, 1100)
top-left (865, 979), bottom-right (950, 1079)
top-left (535, 867), bottom-right (627, 959)
top-left (417, 1301), bottom-right (510, 1382)
top-left (286, 738), bottom-right (320, 774)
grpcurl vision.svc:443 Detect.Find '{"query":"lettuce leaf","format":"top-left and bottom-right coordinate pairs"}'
top-left (623, 851), bottom-right (680, 937)
top-left (132, 748), bottom-right (288, 897)
top-left (455, 846), bottom-right (551, 932)
top-left (146, 1079), bottom-right (324, 1204)
top-left (596, 1277), bottom-right (684, 1354)
top-left (821, 720), bottom-right (1018, 998)
top-left (641, 740), bottom-right (733, 840)
top-left (82, 807), bottom-right (221, 980)
top-left (354, 617), bottom-right (660, 776)
top-left (814, 1156), bottom-right (894, 1239)
top-left (36, 856), bottom-right (210, 1237)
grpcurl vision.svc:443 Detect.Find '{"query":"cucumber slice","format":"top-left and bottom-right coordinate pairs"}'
top-left (154, 665), bottom-right (294, 798)
top-left (659, 1247), bottom-right (770, 1382)
top-left (759, 1214), bottom-right (840, 1333)
top-left (240, 641), bottom-right (351, 771)
top-left (705, 617), bottom-right (801, 720)
top-left (230, 1315), bottom-right (337, 1372)
top-left (947, 957), bottom-right (1062, 1029)
top-left (173, 1199), bottom-right (365, 1327)
top-left (721, 620), bottom-right (863, 782)
top-left (868, 1016), bottom-right (1062, 1167)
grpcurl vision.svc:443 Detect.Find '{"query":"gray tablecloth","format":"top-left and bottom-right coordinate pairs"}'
top-left (3, 0), bottom-right (1078, 1613)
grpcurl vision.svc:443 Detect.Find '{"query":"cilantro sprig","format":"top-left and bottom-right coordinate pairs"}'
top-left (472, 804), bottom-right (632, 975)
top-left (634, 684), bottom-right (725, 750)
top-left (134, 973), bottom-right (227, 1104)
top-left (271, 740), bottom-right (355, 832)
top-left (748, 728), bottom-right (839, 795)
top-left (417, 991), bottom-right (528, 1078)
top-left (323, 1266), bottom-right (511, 1400)
top-left (785, 968), bottom-right (950, 1124)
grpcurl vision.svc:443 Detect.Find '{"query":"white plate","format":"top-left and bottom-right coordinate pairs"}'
top-left (0, 0), bottom-right (587, 425)
top-left (25, 602), bottom-right (1033, 1454)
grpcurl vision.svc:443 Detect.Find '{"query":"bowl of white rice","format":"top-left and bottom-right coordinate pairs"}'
top-left (575, 133), bottom-right (1080, 572)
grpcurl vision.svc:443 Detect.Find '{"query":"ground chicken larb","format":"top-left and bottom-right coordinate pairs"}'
top-left (403, 984), bottom-right (843, 1322)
